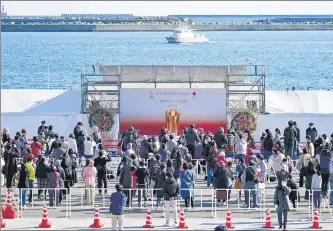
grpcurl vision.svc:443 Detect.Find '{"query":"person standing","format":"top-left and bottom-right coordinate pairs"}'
top-left (214, 162), bottom-right (229, 206)
top-left (235, 134), bottom-right (247, 160)
top-left (166, 134), bottom-right (177, 154)
top-left (296, 149), bottom-right (311, 187)
top-left (180, 163), bottom-right (195, 210)
top-left (283, 121), bottom-right (297, 157)
top-left (83, 159), bottom-right (97, 205)
top-left (287, 174), bottom-right (298, 210)
top-left (136, 160), bottom-right (149, 207)
top-left (155, 163), bottom-right (167, 210)
top-left (25, 157), bottom-right (36, 204)
top-left (306, 123), bottom-right (318, 144)
top-left (158, 143), bottom-right (171, 163)
top-left (94, 150), bottom-right (111, 194)
top-left (241, 160), bottom-right (258, 208)
top-left (47, 166), bottom-right (60, 207)
top-left (311, 165), bottom-right (322, 213)
top-left (274, 181), bottom-right (291, 230)
top-left (36, 156), bottom-right (51, 200)
top-left (110, 184), bottom-right (126, 231)
top-left (119, 156), bottom-right (135, 207)
top-left (263, 132), bottom-right (274, 160)
top-left (18, 163), bottom-right (29, 209)
top-left (54, 160), bottom-right (65, 204)
top-left (61, 153), bottom-right (73, 196)
top-left (319, 143), bottom-right (332, 198)
top-left (163, 172), bottom-right (179, 227)
top-left (67, 134), bottom-right (78, 153)
top-left (274, 128), bottom-right (281, 145)
top-left (185, 124), bottom-right (199, 159)
top-left (4, 143), bottom-right (19, 188)
top-left (84, 136), bottom-right (96, 159)
top-left (305, 136), bottom-right (315, 157)
top-left (31, 136), bottom-right (42, 158)
top-left (206, 142), bottom-right (218, 187)
top-left (214, 127), bottom-right (227, 153)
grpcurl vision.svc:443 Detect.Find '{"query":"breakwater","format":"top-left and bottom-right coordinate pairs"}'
top-left (2, 23), bottom-right (333, 32)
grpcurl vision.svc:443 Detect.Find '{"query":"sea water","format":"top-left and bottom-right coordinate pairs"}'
top-left (1, 31), bottom-right (333, 90)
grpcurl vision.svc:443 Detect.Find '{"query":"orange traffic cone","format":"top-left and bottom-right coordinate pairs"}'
top-left (90, 208), bottom-right (104, 228)
top-left (143, 209), bottom-right (154, 228)
top-left (177, 208), bottom-right (188, 229)
top-left (310, 208), bottom-right (322, 229)
top-left (262, 208), bottom-right (274, 228)
top-left (2, 190), bottom-right (16, 219)
top-left (1, 212), bottom-right (6, 228)
top-left (39, 204), bottom-right (51, 228)
top-left (225, 208), bottom-right (234, 229)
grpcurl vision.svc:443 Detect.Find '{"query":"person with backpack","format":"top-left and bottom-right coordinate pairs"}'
top-left (94, 150), bottom-right (111, 195)
top-left (241, 160), bottom-right (258, 208)
top-left (68, 148), bottom-right (78, 184)
top-left (283, 120), bottom-right (297, 157)
top-left (296, 148), bottom-right (311, 187)
top-left (136, 161), bottom-right (149, 207)
top-left (163, 171), bottom-right (179, 227)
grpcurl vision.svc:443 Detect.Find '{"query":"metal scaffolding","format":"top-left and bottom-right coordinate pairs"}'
top-left (81, 64), bottom-right (266, 126)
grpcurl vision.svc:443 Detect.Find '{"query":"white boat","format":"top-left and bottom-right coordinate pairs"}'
top-left (165, 25), bottom-right (209, 43)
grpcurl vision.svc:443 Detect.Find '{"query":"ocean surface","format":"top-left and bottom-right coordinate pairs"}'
top-left (2, 31), bottom-right (333, 90)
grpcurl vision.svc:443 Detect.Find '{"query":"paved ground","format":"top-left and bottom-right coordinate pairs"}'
top-left (1, 163), bottom-right (333, 229)
top-left (3, 218), bottom-right (333, 230)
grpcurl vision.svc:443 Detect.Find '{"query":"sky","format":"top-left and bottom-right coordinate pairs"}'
top-left (2, 1), bottom-right (333, 16)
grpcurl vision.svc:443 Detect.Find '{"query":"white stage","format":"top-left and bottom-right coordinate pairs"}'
top-left (2, 89), bottom-right (333, 141)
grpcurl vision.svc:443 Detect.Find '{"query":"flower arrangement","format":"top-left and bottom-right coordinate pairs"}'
top-left (231, 111), bottom-right (257, 132)
top-left (88, 101), bottom-right (114, 131)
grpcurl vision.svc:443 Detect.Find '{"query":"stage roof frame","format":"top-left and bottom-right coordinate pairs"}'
top-left (81, 64), bottom-right (266, 126)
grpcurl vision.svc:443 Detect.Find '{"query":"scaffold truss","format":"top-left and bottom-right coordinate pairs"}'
top-left (81, 64), bottom-right (266, 126)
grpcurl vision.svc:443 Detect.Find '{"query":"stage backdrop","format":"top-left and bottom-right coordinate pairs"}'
top-left (120, 88), bottom-right (227, 135)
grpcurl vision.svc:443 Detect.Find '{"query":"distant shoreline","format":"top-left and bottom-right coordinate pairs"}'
top-left (2, 24), bottom-right (333, 32)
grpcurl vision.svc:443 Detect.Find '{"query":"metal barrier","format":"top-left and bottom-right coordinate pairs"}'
top-left (2, 186), bottom-right (330, 220)
top-left (0, 187), bottom-right (70, 218)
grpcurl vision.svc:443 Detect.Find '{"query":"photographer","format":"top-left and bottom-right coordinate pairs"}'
top-left (94, 150), bottom-right (111, 194)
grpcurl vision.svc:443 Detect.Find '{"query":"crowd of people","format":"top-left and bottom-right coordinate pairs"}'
top-left (1, 120), bottom-right (333, 230)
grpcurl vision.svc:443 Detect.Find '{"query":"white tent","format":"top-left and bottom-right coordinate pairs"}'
top-left (1, 89), bottom-right (91, 138)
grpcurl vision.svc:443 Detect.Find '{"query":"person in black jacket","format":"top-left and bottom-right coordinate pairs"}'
top-left (136, 161), bottom-right (150, 207)
top-left (61, 153), bottom-right (72, 195)
top-left (18, 163), bottom-right (29, 208)
top-left (287, 174), bottom-right (298, 209)
top-left (163, 171), bottom-right (180, 226)
top-left (4, 143), bottom-right (19, 188)
top-left (94, 150), bottom-right (111, 194)
top-left (263, 132), bottom-right (274, 160)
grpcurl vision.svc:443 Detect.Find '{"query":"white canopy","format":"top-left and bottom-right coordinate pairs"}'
top-left (265, 90), bottom-right (333, 114)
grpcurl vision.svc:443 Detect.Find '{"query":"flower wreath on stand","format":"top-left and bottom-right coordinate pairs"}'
top-left (231, 111), bottom-right (257, 133)
top-left (88, 108), bottom-right (114, 132)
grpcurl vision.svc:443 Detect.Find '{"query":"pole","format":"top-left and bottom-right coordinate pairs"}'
top-left (47, 59), bottom-right (50, 90)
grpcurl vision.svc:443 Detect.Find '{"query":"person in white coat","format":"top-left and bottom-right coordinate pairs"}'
top-left (235, 134), bottom-right (247, 159)
top-left (84, 136), bottom-right (96, 159)
top-left (67, 133), bottom-right (78, 153)
top-left (271, 149), bottom-right (285, 176)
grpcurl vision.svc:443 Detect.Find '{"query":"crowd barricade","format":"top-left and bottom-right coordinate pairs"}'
top-left (2, 186), bottom-right (331, 221)
top-left (0, 187), bottom-right (70, 218)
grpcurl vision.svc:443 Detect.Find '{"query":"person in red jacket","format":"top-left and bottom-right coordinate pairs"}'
top-left (217, 150), bottom-right (228, 167)
top-left (31, 136), bottom-right (42, 158)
